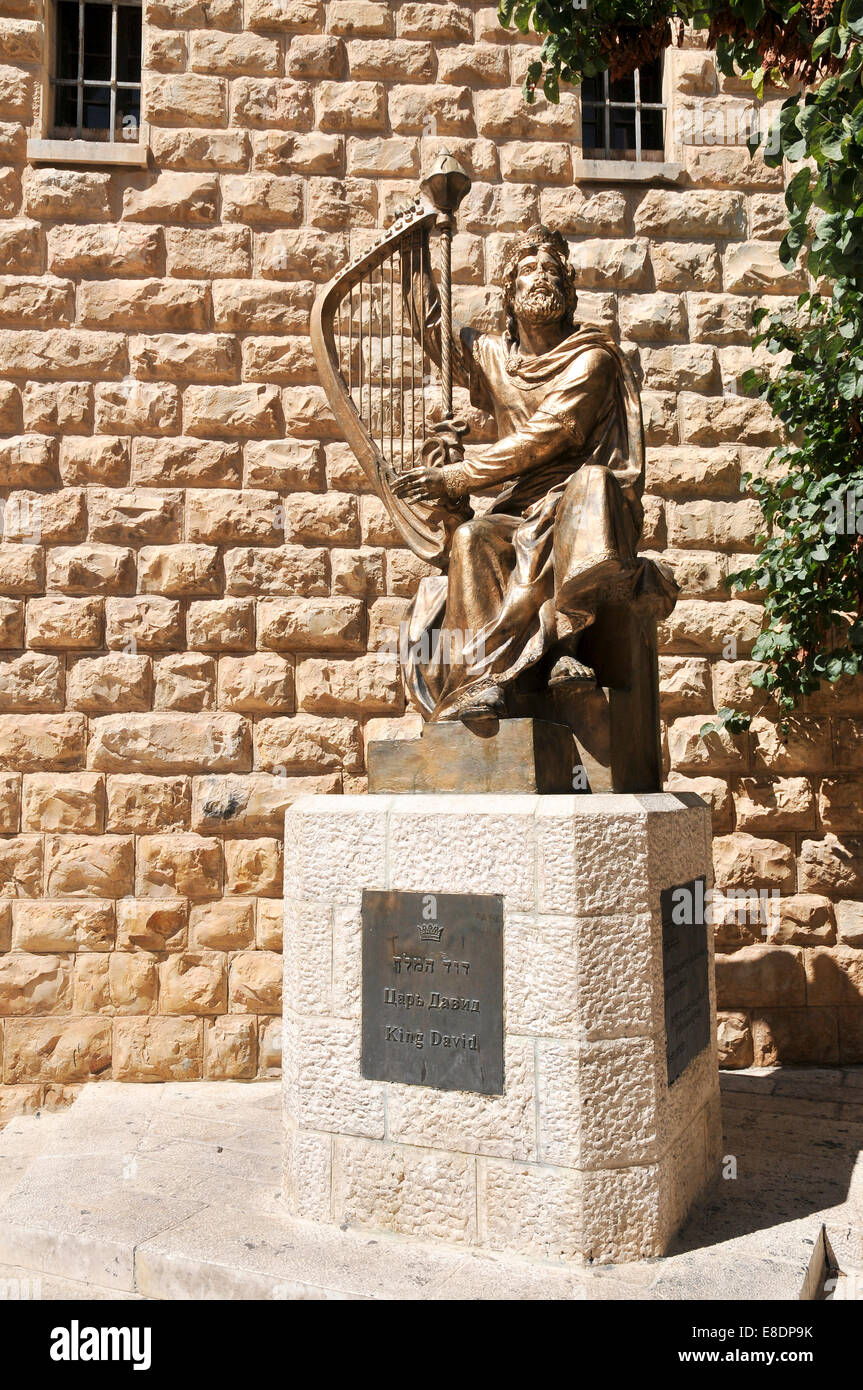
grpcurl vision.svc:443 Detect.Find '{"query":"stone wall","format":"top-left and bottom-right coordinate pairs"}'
top-left (0, 0), bottom-right (860, 1121)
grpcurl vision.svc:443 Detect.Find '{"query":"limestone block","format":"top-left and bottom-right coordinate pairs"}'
top-left (224, 545), bottom-right (328, 597)
top-left (243, 440), bottom-right (325, 491)
top-left (712, 831), bottom-right (794, 891)
top-left (475, 88), bottom-right (579, 140)
top-left (219, 653), bottom-right (294, 713)
top-left (106, 775), bottom-right (191, 833)
top-left (651, 240), bottom-right (722, 291)
top-left (224, 837), bottom-right (282, 895)
top-left (733, 777), bottom-right (815, 832)
top-left (47, 544), bottom-right (134, 596)
top-left (485, 1158), bottom-right (596, 1261)
top-left (23, 168), bottom-right (111, 221)
top-left (88, 713), bottom-right (251, 774)
top-left (388, 796), bottom-right (536, 912)
top-left (0, 655), bottom-right (62, 714)
top-left (116, 898), bottom-right (187, 952)
top-left (387, 1035), bottom-right (535, 1160)
top-left (318, 80), bottom-right (385, 132)
top-left (187, 598), bottom-right (254, 651)
top-left (255, 713), bottom-right (359, 772)
top-left (0, 221), bottom-right (39, 274)
top-left (230, 949), bottom-right (282, 1014)
top-left (716, 1010), bottom-right (753, 1067)
top-left (205, 1015), bottom-right (257, 1079)
top-left (154, 655), bottom-right (216, 712)
top-left (258, 597), bottom-right (364, 652)
top-left (284, 799), bottom-right (387, 904)
top-left (190, 28), bottom-right (280, 74)
top-left (130, 333), bottom-right (238, 383)
top-left (113, 1017), bottom-right (203, 1081)
top-left (0, 953), bottom-right (72, 1015)
top-left (711, 659), bottom-right (763, 712)
top-left (192, 771), bottom-right (338, 835)
top-left (186, 489), bottom-right (282, 545)
top-left (139, 545), bottom-right (220, 597)
top-left (26, 597), bottom-right (102, 650)
top-left (104, 597), bottom-right (183, 651)
top-left (0, 549), bottom-right (44, 605)
top-left (13, 899), bottom-right (114, 952)
top-left (296, 655), bottom-right (402, 715)
top-left (79, 279), bottom-right (210, 331)
top-left (60, 436), bottom-right (129, 487)
top-left (659, 598), bottom-right (763, 655)
top-left (0, 276), bottom-right (74, 327)
top-left (67, 654), bottom-right (153, 715)
top-left (229, 82), bottom-right (313, 134)
top-left (160, 949), bottom-right (227, 1015)
top-left (289, 35), bottom-right (345, 79)
top-left (257, 898), bottom-right (282, 951)
top-left (45, 834), bottom-right (134, 899)
top-left (634, 189), bottom-right (745, 238)
top-left (658, 656), bottom-right (712, 717)
top-left (145, 74), bottom-right (227, 127)
top-left (715, 945), bottom-right (804, 1007)
top-left (0, 714), bottom-right (87, 772)
top-left (47, 224), bottom-right (160, 276)
top-left (22, 772), bottom-right (105, 833)
top-left (0, 596), bottom-right (23, 646)
top-left (690, 293), bottom-right (760, 345)
top-left (0, 771), bottom-right (20, 832)
top-left (94, 381), bottom-right (180, 435)
top-left (751, 1006), bottom-right (839, 1067)
top-left (133, 437), bottom-right (241, 488)
top-left (769, 894), bottom-right (834, 946)
top-left (4, 1017), bottom-right (111, 1083)
top-left (836, 900), bottom-right (863, 947)
top-left (185, 384), bottom-right (282, 439)
top-left (799, 835), bottom-right (863, 896)
top-left (190, 899), bottom-right (255, 950)
top-left (805, 945), bottom-right (863, 1006)
top-left (136, 833), bottom-right (222, 900)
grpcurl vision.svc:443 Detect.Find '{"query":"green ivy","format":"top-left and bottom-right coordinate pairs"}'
top-left (500, 0), bottom-right (863, 727)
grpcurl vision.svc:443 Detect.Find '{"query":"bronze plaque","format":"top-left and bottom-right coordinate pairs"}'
top-left (660, 877), bottom-right (711, 1086)
top-left (361, 889), bottom-right (504, 1095)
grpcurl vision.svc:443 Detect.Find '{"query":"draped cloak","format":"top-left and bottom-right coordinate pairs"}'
top-left (403, 316), bottom-right (676, 722)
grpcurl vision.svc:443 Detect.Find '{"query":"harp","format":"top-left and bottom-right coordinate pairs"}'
top-left (310, 153), bottom-right (472, 567)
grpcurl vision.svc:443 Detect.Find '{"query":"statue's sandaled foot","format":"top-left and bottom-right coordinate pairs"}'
top-left (548, 654), bottom-right (596, 689)
top-left (457, 684), bottom-right (506, 726)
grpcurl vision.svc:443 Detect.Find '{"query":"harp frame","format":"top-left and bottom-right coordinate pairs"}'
top-left (310, 170), bottom-right (470, 569)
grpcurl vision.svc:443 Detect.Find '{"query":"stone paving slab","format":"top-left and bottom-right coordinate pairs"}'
top-left (0, 1073), bottom-right (860, 1300)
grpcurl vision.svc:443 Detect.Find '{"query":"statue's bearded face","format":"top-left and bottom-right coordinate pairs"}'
top-left (511, 247), bottom-right (567, 328)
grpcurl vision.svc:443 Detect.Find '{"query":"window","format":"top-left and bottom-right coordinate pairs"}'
top-left (52, 0), bottom-right (142, 142)
top-left (581, 57), bottom-right (666, 162)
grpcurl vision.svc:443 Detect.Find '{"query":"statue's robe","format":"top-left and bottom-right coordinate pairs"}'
top-left (404, 314), bottom-right (676, 722)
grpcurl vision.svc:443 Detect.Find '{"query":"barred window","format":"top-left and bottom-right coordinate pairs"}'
top-left (52, 0), bottom-right (142, 142)
top-left (581, 57), bottom-right (666, 161)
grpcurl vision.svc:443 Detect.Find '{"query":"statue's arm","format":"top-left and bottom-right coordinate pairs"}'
top-left (443, 348), bottom-right (614, 497)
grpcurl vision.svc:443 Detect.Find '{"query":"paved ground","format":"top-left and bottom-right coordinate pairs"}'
top-left (0, 1068), bottom-right (861, 1300)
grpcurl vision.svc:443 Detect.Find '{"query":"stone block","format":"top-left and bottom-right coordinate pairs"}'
top-left (284, 793), bottom-right (718, 1263)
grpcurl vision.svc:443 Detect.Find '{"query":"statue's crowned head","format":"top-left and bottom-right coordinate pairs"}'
top-left (501, 224), bottom-right (578, 347)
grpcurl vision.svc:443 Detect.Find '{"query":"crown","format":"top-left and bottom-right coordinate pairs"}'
top-left (416, 921), bottom-right (444, 942)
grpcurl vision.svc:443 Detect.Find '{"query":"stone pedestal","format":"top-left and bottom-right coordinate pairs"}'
top-left (283, 792), bottom-right (722, 1265)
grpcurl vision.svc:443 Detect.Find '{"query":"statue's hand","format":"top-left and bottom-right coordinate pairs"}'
top-left (391, 467), bottom-right (450, 504)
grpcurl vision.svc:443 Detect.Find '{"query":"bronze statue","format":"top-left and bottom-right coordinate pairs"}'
top-left (311, 154), bottom-right (676, 788)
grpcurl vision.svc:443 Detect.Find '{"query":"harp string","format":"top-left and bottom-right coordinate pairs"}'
top-left (336, 224), bottom-right (440, 479)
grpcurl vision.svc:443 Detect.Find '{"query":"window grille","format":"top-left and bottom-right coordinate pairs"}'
top-left (581, 58), bottom-right (666, 161)
top-left (52, 0), bottom-right (142, 142)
